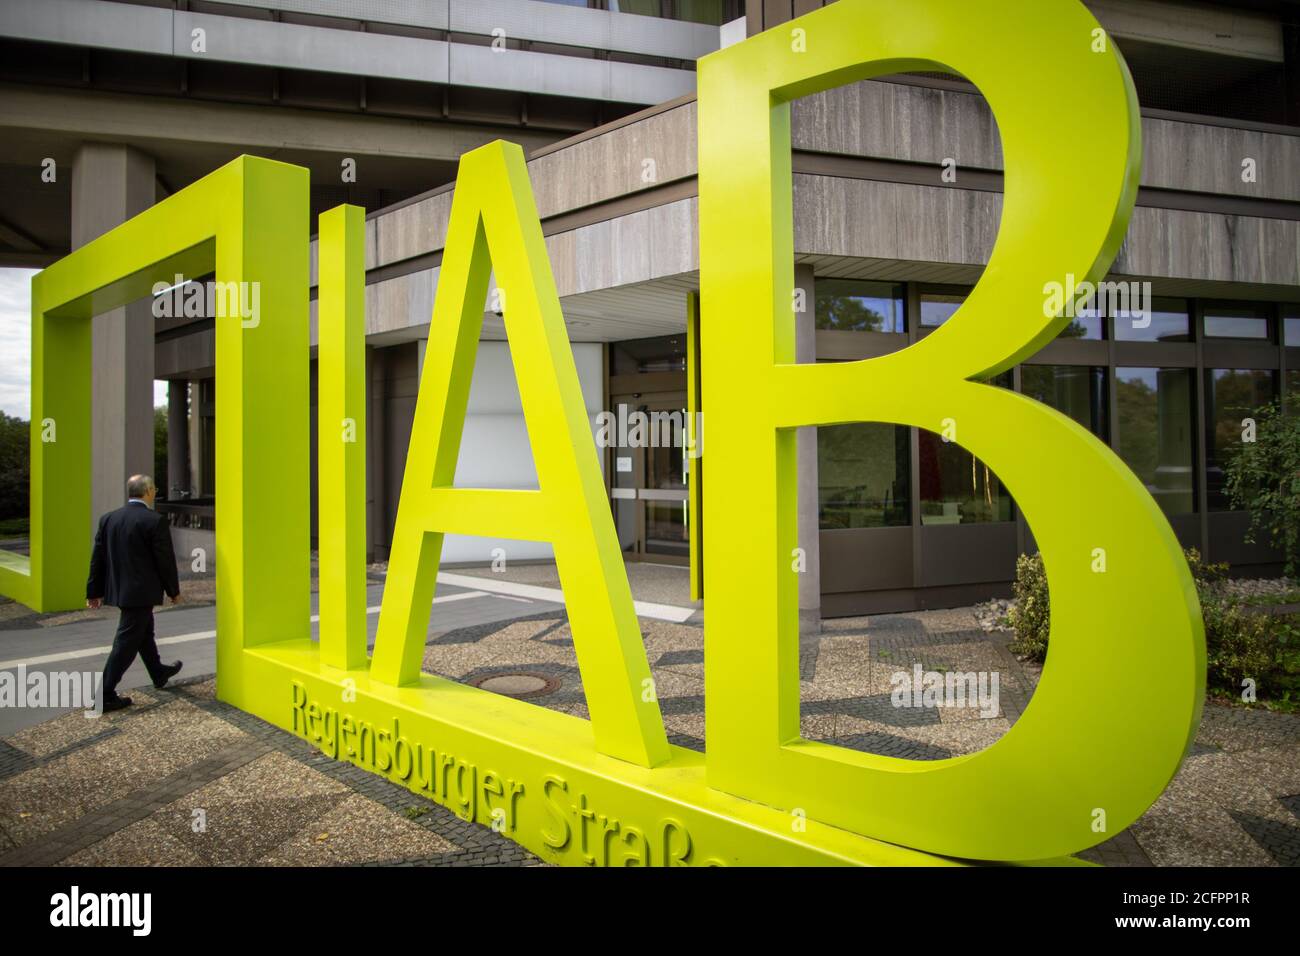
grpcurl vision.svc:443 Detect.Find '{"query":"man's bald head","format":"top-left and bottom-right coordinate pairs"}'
top-left (127, 475), bottom-right (157, 505)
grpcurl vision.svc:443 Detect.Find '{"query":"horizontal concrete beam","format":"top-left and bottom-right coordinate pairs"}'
top-left (172, 10), bottom-right (449, 85)
top-left (211, 0), bottom-right (720, 61)
top-left (222, 0), bottom-right (451, 31)
top-left (0, 83), bottom-right (560, 163)
top-left (443, 39), bottom-right (695, 104)
top-left (0, 0), bottom-right (172, 51)
top-left (0, 0), bottom-right (699, 105)
top-left (795, 174), bottom-right (1300, 288)
top-left (1086, 0), bottom-right (1284, 62)
top-left (361, 175), bottom-right (1299, 337)
top-left (0, 251), bottom-right (59, 269)
top-left (793, 80), bottom-right (1300, 202)
top-left (351, 83), bottom-right (1300, 286)
top-left (0, 0), bottom-right (170, 53)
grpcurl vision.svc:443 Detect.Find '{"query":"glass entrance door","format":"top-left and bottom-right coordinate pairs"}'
top-left (609, 395), bottom-right (690, 563)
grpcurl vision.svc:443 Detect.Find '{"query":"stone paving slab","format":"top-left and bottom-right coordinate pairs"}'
top-left (1, 600), bottom-right (1297, 866)
top-left (0, 678), bottom-right (535, 868)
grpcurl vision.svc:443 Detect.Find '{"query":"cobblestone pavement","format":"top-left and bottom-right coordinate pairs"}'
top-left (2, 600), bottom-right (1297, 866)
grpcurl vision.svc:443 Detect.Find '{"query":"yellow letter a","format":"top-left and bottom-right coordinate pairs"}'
top-left (369, 141), bottom-right (670, 769)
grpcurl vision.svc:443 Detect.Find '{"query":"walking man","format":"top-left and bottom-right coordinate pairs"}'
top-left (86, 474), bottom-right (184, 712)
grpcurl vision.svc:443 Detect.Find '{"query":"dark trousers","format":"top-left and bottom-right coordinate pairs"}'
top-left (101, 606), bottom-right (166, 700)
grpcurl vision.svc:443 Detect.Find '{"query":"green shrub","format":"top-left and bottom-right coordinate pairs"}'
top-left (1007, 546), bottom-right (1300, 708)
top-left (1184, 547), bottom-right (1227, 595)
top-left (1007, 553), bottom-right (1049, 661)
top-left (1181, 549), bottom-right (1299, 708)
top-left (1201, 599), bottom-right (1298, 702)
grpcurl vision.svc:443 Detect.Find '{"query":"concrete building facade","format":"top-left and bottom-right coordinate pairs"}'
top-left (1, 0), bottom-right (1297, 618)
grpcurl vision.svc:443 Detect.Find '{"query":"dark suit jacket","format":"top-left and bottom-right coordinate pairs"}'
top-left (86, 501), bottom-right (180, 608)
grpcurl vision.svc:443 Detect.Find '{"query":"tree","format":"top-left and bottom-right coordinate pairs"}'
top-left (154, 405), bottom-right (169, 494)
top-left (0, 411), bottom-right (29, 526)
top-left (1223, 401), bottom-right (1300, 577)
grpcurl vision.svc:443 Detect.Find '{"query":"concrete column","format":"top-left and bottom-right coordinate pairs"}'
top-left (187, 378), bottom-right (204, 497)
top-left (794, 264), bottom-right (821, 633)
top-left (199, 379), bottom-right (215, 496)
top-left (187, 378), bottom-right (214, 498)
top-left (166, 380), bottom-right (190, 499)
top-left (72, 143), bottom-right (156, 526)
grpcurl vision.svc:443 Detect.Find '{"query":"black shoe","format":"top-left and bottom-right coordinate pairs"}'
top-left (153, 661), bottom-right (183, 689)
top-left (101, 696), bottom-right (132, 713)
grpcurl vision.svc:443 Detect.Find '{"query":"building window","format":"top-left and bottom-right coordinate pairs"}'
top-left (1114, 296), bottom-right (1191, 343)
top-left (917, 373), bottom-right (1013, 524)
top-left (1204, 302), bottom-right (1271, 340)
top-left (1020, 365), bottom-right (1108, 440)
top-left (607, 0), bottom-right (736, 24)
top-left (610, 335), bottom-right (685, 374)
top-left (815, 280), bottom-right (905, 333)
top-left (645, 502), bottom-right (688, 556)
top-left (1116, 367), bottom-right (1195, 516)
top-left (1204, 368), bottom-right (1278, 511)
top-left (818, 423), bottom-right (910, 529)
top-left (919, 288), bottom-right (967, 328)
top-left (1058, 300), bottom-right (1104, 340)
top-left (666, 0), bottom-right (729, 24)
top-left (1284, 306), bottom-right (1300, 346)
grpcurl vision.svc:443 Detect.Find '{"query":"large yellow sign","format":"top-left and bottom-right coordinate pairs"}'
top-left (697, 0), bottom-right (1203, 863)
top-left (0, 0), bottom-right (1203, 865)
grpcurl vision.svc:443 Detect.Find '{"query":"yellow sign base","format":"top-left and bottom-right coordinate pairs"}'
top-left (236, 643), bottom-right (1082, 866)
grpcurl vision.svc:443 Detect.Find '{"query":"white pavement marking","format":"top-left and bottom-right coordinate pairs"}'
top-left (0, 588), bottom-right (502, 671)
top-left (351, 589), bottom-right (489, 618)
top-left (0, 630), bottom-right (217, 670)
top-left (436, 571), bottom-right (696, 623)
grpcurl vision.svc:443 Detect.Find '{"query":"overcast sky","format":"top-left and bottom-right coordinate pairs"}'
top-left (0, 267), bottom-right (167, 419)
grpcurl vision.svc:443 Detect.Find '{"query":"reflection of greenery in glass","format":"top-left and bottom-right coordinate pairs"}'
top-left (916, 373), bottom-right (1012, 523)
top-left (1205, 368), bottom-right (1277, 511)
top-left (1116, 367), bottom-right (1194, 515)
top-left (1057, 319), bottom-right (1089, 339)
top-left (917, 434), bottom-right (1012, 523)
top-left (1057, 307), bottom-right (1103, 340)
top-left (609, 0), bottom-right (662, 16)
top-left (817, 423), bottom-right (909, 529)
top-left (1117, 375), bottom-right (1157, 478)
top-left (1020, 365), bottom-right (1107, 439)
top-left (1289, 370), bottom-right (1300, 409)
top-left (663, 0), bottom-right (725, 24)
top-left (1222, 402), bottom-right (1300, 576)
top-left (815, 281), bottom-right (904, 333)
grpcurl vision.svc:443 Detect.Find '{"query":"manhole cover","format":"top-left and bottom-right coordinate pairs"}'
top-left (470, 672), bottom-right (560, 699)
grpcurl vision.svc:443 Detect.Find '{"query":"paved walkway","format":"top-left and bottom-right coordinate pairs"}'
top-left (1, 564), bottom-right (1297, 866)
top-left (0, 677), bottom-right (532, 866)
top-left (0, 567), bottom-right (577, 738)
